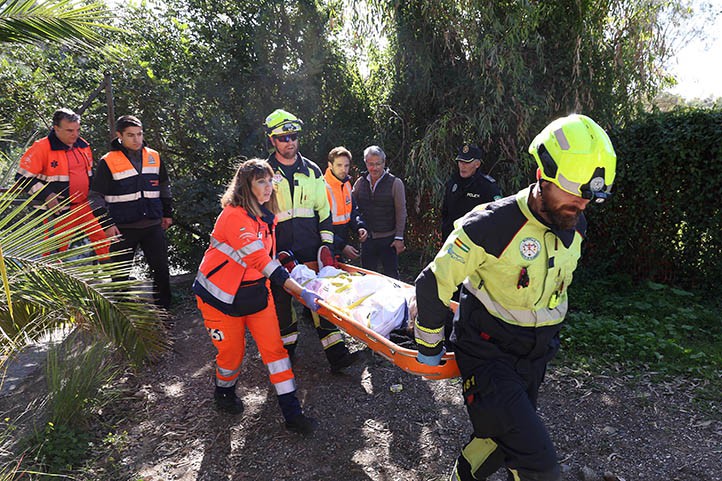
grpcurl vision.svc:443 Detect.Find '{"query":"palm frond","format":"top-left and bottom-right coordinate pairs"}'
top-left (0, 122), bottom-right (12, 141)
top-left (0, 186), bottom-right (169, 366)
top-left (0, 0), bottom-right (115, 50)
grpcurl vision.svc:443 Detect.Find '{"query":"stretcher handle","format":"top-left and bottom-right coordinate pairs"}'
top-left (315, 298), bottom-right (459, 380)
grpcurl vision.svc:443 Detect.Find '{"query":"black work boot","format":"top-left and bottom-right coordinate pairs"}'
top-left (285, 413), bottom-right (317, 436)
top-left (214, 385), bottom-right (244, 415)
top-left (329, 350), bottom-right (360, 374)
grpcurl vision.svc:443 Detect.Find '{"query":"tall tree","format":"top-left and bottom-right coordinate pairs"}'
top-left (352, 0), bottom-right (696, 253)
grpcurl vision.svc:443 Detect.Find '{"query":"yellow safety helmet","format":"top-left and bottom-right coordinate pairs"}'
top-left (264, 109), bottom-right (303, 137)
top-left (529, 114), bottom-right (617, 203)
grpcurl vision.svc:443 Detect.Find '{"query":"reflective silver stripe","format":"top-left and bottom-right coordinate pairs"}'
top-left (274, 378), bottom-right (296, 395)
top-left (111, 168), bottom-right (138, 181)
top-left (463, 280), bottom-right (567, 327)
top-left (239, 240), bottom-right (264, 257)
top-left (16, 167), bottom-right (35, 178)
top-left (414, 320), bottom-right (443, 348)
top-left (263, 259), bottom-right (282, 277)
top-left (554, 128), bottom-right (570, 150)
top-left (144, 191), bottom-right (160, 198)
top-left (277, 207), bottom-right (316, 222)
top-left (332, 212), bottom-right (350, 223)
top-left (210, 237), bottom-right (248, 266)
top-left (218, 366), bottom-right (240, 377)
top-left (326, 184), bottom-right (351, 223)
top-left (320, 331), bottom-right (343, 349)
top-left (295, 207), bottom-right (315, 218)
top-left (276, 210), bottom-right (292, 222)
top-left (105, 192), bottom-right (141, 203)
top-left (216, 365), bottom-right (241, 386)
top-left (195, 271), bottom-right (235, 303)
top-left (29, 182), bottom-right (45, 194)
top-left (320, 231), bottom-right (333, 244)
top-left (556, 172), bottom-right (582, 196)
top-left (142, 166), bottom-right (160, 174)
top-left (37, 174), bottom-right (70, 182)
top-left (282, 333), bottom-right (298, 345)
top-left (267, 358), bottom-right (292, 375)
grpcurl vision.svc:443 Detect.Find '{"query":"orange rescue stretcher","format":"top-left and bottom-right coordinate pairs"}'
top-left (298, 262), bottom-right (460, 380)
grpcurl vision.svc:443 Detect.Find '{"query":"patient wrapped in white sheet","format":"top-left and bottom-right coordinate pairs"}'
top-left (290, 264), bottom-right (416, 338)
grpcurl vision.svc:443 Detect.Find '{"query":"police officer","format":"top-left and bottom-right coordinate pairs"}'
top-left (415, 114), bottom-right (617, 481)
top-left (440, 144), bottom-right (501, 241)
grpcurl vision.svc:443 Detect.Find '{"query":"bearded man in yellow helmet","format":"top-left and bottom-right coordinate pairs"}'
top-left (263, 109), bottom-right (359, 373)
top-left (414, 114), bottom-right (616, 481)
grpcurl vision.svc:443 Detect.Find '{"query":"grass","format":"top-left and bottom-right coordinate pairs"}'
top-left (560, 271), bottom-right (722, 402)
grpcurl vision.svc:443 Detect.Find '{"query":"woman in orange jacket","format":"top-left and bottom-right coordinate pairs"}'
top-left (193, 158), bottom-right (321, 436)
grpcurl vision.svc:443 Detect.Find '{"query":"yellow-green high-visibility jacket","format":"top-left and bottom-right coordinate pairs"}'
top-left (415, 186), bottom-right (585, 363)
top-left (268, 153), bottom-right (333, 262)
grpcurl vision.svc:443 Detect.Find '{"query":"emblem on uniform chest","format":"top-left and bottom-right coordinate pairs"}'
top-left (519, 237), bottom-right (541, 260)
top-left (272, 173), bottom-right (283, 184)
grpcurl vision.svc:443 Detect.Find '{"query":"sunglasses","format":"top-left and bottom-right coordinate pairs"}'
top-left (274, 133), bottom-right (299, 143)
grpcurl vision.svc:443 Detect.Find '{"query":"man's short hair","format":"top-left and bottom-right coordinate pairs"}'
top-left (328, 146), bottom-right (352, 163)
top-left (115, 115), bottom-right (143, 133)
top-left (52, 108), bottom-right (80, 126)
top-left (363, 145), bottom-right (386, 162)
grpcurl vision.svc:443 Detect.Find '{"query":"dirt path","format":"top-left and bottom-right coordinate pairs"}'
top-left (79, 295), bottom-right (721, 481)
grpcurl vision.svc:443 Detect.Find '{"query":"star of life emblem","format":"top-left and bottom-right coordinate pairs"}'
top-left (520, 237), bottom-right (541, 261)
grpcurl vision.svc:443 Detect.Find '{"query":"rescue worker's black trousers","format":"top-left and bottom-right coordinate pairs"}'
top-left (111, 223), bottom-right (171, 309)
top-left (270, 282), bottom-right (350, 365)
top-left (452, 358), bottom-right (560, 481)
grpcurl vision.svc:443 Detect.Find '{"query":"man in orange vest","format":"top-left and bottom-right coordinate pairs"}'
top-left (15, 108), bottom-right (109, 257)
top-left (323, 146), bottom-right (368, 262)
top-left (89, 115), bottom-right (173, 309)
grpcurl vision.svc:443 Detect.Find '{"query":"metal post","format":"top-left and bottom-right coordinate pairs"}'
top-left (104, 71), bottom-right (115, 142)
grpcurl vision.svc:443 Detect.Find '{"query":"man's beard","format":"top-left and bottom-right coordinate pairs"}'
top-left (279, 148), bottom-right (296, 161)
top-left (541, 195), bottom-right (582, 230)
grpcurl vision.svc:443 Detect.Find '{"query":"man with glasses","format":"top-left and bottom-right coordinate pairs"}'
top-left (352, 145), bottom-right (407, 280)
top-left (414, 114), bottom-right (616, 481)
top-left (264, 109), bottom-right (358, 373)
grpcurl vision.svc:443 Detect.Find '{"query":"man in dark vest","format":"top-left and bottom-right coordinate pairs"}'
top-left (441, 144), bottom-right (502, 241)
top-left (89, 115), bottom-right (173, 309)
top-left (352, 145), bottom-right (407, 279)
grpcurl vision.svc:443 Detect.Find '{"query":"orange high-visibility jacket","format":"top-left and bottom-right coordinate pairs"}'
top-left (193, 205), bottom-right (287, 315)
top-left (323, 169), bottom-right (353, 225)
top-left (16, 133), bottom-right (92, 200)
top-left (100, 148), bottom-right (164, 224)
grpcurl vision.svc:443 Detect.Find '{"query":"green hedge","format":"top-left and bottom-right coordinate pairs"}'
top-left (584, 108), bottom-right (722, 288)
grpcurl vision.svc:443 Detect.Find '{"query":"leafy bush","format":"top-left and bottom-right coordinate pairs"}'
top-left (586, 108), bottom-right (722, 288)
